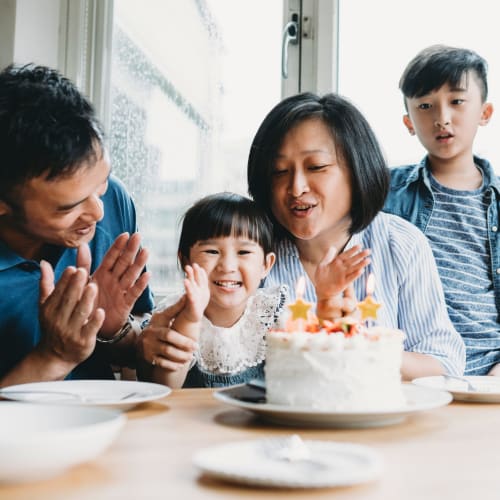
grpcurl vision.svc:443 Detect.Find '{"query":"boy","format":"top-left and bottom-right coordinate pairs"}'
top-left (384, 45), bottom-right (498, 375)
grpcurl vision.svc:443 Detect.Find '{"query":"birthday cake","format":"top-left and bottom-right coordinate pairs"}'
top-left (265, 279), bottom-right (405, 411)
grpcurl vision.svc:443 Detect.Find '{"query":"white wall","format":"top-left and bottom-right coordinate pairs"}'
top-left (0, 0), bottom-right (61, 69)
top-left (14, 0), bottom-right (60, 67)
top-left (0, 0), bottom-right (17, 69)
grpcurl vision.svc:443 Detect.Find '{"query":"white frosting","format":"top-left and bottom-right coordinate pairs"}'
top-left (265, 327), bottom-right (405, 411)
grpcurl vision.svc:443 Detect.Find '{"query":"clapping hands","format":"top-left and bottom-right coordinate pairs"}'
top-left (314, 244), bottom-right (370, 321)
top-left (139, 264), bottom-right (209, 376)
top-left (36, 232), bottom-right (150, 374)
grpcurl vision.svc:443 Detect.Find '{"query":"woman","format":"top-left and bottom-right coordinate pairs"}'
top-left (247, 92), bottom-right (465, 379)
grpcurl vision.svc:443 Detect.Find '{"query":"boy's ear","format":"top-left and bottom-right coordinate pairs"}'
top-left (479, 102), bottom-right (494, 126)
top-left (403, 115), bottom-right (416, 135)
top-left (261, 252), bottom-right (276, 278)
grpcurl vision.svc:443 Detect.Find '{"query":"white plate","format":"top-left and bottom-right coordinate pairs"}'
top-left (412, 375), bottom-right (500, 403)
top-left (213, 384), bottom-right (451, 428)
top-left (0, 380), bottom-right (171, 411)
top-left (0, 402), bottom-right (125, 483)
top-left (193, 436), bottom-right (382, 488)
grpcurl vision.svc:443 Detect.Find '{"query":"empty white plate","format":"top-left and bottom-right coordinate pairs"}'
top-left (0, 402), bottom-right (125, 483)
top-left (0, 380), bottom-right (171, 411)
top-left (413, 375), bottom-right (500, 403)
top-left (193, 436), bottom-right (382, 488)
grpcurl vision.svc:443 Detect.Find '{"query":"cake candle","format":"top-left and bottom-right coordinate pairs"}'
top-left (286, 275), bottom-right (312, 332)
top-left (357, 273), bottom-right (381, 325)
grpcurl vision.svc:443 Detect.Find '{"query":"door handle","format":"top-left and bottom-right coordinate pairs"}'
top-left (281, 20), bottom-right (299, 79)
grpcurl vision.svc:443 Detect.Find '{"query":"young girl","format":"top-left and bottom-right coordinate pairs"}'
top-left (139, 192), bottom-right (285, 388)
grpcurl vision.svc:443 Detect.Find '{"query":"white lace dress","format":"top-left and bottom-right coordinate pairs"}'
top-left (156, 286), bottom-right (287, 388)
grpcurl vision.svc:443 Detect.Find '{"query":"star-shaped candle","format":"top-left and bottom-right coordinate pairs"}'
top-left (286, 276), bottom-right (313, 331)
top-left (357, 273), bottom-right (381, 321)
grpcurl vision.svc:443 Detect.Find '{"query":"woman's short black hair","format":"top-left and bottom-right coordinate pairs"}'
top-left (247, 92), bottom-right (389, 236)
top-left (0, 63), bottom-right (104, 199)
top-left (178, 192), bottom-right (274, 266)
top-left (399, 45), bottom-right (488, 105)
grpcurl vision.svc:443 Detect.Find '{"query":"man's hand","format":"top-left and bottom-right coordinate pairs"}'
top-left (138, 296), bottom-right (198, 371)
top-left (77, 232), bottom-right (151, 336)
top-left (37, 260), bottom-right (105, 373)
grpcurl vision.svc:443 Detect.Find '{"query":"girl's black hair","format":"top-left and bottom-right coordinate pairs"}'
top-left (178, 192), bottom-right (274, 265)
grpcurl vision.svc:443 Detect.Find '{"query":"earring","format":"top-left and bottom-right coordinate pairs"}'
top-left (408, 128), bottom-right (415, 136)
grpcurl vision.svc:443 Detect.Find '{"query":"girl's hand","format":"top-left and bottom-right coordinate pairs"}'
top-left (181, 263), bottom-right (210, 324)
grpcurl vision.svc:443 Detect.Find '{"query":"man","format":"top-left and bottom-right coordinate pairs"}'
top-left (0, 64), bottom-right (154, 386)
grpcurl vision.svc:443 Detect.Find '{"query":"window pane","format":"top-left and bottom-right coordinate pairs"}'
top-left (109, 0), bottom-right (283, 295)
top-left (338, 0), bottom-right (499, 170)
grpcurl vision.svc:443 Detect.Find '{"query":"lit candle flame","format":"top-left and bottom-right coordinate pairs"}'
top-left (296, 275), bottom-right (306, 299)
top-left (366, 273), bottom-right (375, 296)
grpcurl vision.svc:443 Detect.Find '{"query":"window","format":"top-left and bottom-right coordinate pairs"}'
top-left (337, 0), bottom-right (499, 169)
top-left (72, 0), bottom-right (500, 298)
top-left (108, 0), bottom-right (287, 295)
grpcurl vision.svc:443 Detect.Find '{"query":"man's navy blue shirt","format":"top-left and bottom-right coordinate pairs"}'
top-left (0, 176), bottom-right (154, 380)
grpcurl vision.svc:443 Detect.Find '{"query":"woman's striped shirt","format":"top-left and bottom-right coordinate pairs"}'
top-left (264, 211), bottom-right (466, 376)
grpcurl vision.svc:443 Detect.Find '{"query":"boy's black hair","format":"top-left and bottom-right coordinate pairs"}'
top-left (399, 45), bottom-right (488, 105)
top-left (247, 92), bottom-right (389, 236)
top-left (178, 192), bottom-right (274, 266)
top-left (0, 63), bottom-right (104, 200)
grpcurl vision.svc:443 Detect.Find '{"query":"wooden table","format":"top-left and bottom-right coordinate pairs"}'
top-left (2, 387), bottom-right (500, 500)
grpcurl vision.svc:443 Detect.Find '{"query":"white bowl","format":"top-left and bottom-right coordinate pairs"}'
top-left (0, 402), bottom-right (125, 483)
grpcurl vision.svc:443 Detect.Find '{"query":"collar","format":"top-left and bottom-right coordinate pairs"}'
top-left (398, 156), bottom-right (500, 196)
top-left (0, 240), bottom-right (30, 271)
top-left (475, 156), bottom-right (500, 196)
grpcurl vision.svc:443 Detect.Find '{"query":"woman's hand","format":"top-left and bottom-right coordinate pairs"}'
top-left (316, 284), bottom-right (357, 322)
top-left (314, 244), bottom-right (371, 299)
top-left (314, 244), bottom-right (370, 321)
